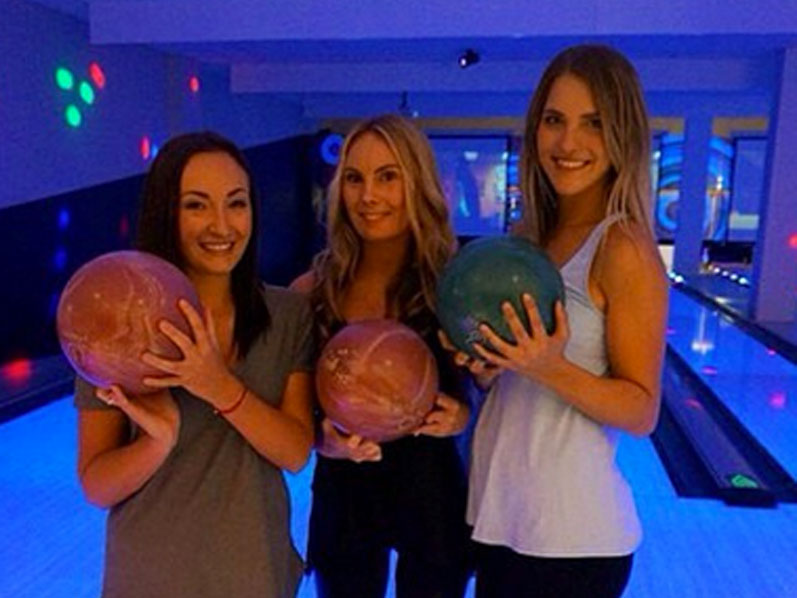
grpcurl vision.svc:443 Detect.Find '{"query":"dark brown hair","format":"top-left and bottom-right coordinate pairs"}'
top-left (135, 131), bottom-right (269, 356)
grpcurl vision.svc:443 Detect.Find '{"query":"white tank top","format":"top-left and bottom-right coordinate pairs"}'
top-left (467, 218), bottom-right (642, 557)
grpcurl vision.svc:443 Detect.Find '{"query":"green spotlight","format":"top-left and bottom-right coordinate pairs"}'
top-left (55, 67), bottom-right (74, 90)
top-left (65, 104), bottom-right (82, 127)
top-left (79, 81), bottom-right (95, 105)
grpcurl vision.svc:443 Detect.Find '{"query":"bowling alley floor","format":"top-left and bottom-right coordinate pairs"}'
top-left (2, 288), bottom-right (797, 598)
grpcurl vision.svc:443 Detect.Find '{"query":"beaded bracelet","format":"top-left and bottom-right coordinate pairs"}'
top-left (214, 386), bottom-right (248, 416)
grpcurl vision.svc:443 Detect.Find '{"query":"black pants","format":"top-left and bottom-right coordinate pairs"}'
top-left (308, 437), bottom-right (473, 598)
top-left (474, 543), bottom-right (633, 598)
top-left (313, 545), bottom-right (470, 598)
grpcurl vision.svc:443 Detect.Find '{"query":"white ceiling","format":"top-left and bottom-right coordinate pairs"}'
top-left (25, 0), bottom-right (797, 118)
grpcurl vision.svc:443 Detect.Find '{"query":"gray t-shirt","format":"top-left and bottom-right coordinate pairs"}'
top-left (74, 285), bottom-right (314, 598)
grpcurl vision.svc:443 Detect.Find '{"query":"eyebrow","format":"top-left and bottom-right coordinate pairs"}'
top-left (543, 107), bottom-right (601, 119)
top-left (180, 187), bottom-right (249, 199)
top-left (343, 164), bottom-right (400, 174)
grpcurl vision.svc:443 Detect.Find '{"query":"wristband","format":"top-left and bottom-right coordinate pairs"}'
top-left (214, 385), bottom-right (248, 416)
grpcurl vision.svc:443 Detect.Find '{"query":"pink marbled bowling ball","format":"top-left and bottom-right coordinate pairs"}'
top-left (56, 250), bottom-right (200, 395)
top-left (316, 319), bottom-right (439, 443)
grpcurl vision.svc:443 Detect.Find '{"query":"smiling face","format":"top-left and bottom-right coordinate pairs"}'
top-left (340, 131), bottom-right (410, 244)
top-left (177, 151), bottom-right (252, 280)
top-left (536, 73), bottom-right (612, 206)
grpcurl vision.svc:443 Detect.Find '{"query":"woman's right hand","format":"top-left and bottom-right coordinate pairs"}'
top-left (96, 385), bottom-right (181, 451)
top-left (438, 330), bottom-right (503, 389)
top-left (317, 417), bottom-right (382, 463)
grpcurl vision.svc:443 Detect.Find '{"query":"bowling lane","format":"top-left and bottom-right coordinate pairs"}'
top-left (618, 433), bottom-right (797, 598)
top-left (0, 396), bottom-right (102, 598)
top-left (666, 286), bottom-right (797, 479)
top-left (4, 384), bottom-right (797, 597)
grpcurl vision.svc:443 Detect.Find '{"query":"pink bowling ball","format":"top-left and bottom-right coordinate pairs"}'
top-left (316, 319), bottom-right (439, 442)
top-left (56, 250), bottom-right (201, 395)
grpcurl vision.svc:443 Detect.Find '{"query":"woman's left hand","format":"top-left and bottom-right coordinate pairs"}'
top-left (141, 299), bottom-right (238, 404)
top-left (414, 393), bottom-right (470, 437)
top-left (472, 295), bottom-right (570, 383)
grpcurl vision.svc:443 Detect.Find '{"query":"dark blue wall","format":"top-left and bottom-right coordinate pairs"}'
top-left (0, 134), bottom-right (320, 365)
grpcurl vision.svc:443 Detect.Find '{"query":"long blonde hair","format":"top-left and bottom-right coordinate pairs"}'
top-left (519, 44), bottom-right (652, 244)
top-left (311, 114), bottom-right (455, 342)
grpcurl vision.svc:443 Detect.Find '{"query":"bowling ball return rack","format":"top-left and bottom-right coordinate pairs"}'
top-left (652, 346), bottom-right (797, 507)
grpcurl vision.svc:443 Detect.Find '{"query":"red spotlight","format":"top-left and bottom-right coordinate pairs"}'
top-left (189, 75), bottom-right (200, 93)
top-left (769, 392), bottom-right (786, 410)
top-left (140, 135), bottom-right (151, 160)
top-left (89, 62), bottom-right (106, 89)
top-left (2, 358), bottom-right (32, 385)
top-left (788, 234), bottom-right (797, 249)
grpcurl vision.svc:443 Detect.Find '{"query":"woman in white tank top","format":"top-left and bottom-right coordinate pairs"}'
top-left (449, 44), bottom-right (669, 598)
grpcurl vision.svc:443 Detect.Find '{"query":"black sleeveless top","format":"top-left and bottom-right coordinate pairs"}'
top-left (307, 308), bottom-right (473, 572)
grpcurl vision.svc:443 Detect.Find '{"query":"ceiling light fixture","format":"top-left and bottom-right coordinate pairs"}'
top-left (458, 49), bottom-right (480, 69)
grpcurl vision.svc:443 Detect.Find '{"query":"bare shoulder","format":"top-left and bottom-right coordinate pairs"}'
top-left (599, 220), bottom-right (667, 291)
top-left (289, 270), bottom-right (315, 295)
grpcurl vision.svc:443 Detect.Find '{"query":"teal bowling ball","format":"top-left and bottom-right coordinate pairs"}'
top-left (436, 236), bottom-right (565, 358)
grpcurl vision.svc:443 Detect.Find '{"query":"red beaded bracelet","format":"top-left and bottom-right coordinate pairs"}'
top-left (214, 386), bottom-right (248, 416)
